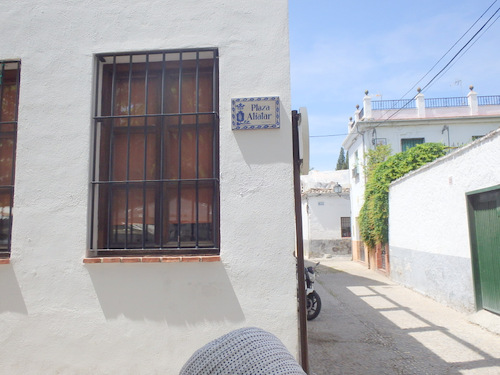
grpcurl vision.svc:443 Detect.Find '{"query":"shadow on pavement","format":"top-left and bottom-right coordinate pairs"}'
top-left (306, 259), bottom-right (500, 375)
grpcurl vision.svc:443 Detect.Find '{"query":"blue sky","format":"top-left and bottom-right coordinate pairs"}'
top-left (289, 0), bottom-right (500, 171)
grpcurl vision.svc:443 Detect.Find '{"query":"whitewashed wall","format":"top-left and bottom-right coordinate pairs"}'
top-left (301, 198), bottom-right (311, 257)
top-left (0, 1), bottom-right (297, 373)
top-left (371, 119), bottom-right (500, 153)
top-left (345, 117), bottom-right (500, 250)
top-left (304, 194), bottom-right (351, 258)
top-left (345, 134), bottom-right (366, 244)
top-left (307, 195), bottom-right (350, 240)
top-left (301, 170), bottom-right (351, 258)
top-left (389, 128), bottom-right (500, 313)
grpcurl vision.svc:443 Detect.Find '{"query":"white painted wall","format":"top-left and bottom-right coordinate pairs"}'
top-left (369, 119), bottom-right (500, 152)
top-left (344, 117), bottom-right (500, 247)
top-left (301, 170), bottom-right (351, 240)
top-left (301, 170), bottom-right (351, 257)
top-left (389, 129), bottom-right (500, 313)
top-left (345, 135), bottom-right (366, 243)
top-left (306, 195), bottom-right (350, 240)
top-left (0, 1), bottom-right (297, 373)
top-left (302, 199), bottom-right (311, 257)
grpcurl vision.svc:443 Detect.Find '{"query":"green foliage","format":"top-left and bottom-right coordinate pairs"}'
top-left (336, 147), bottom-right (349, 170)
top-left (359, 143), bottom-right (446, 248)
top-left (363, 144), bottom-right (391, 179)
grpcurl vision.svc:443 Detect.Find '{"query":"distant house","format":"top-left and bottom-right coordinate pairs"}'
top-left (0, 1), bottom-right (300, 373)
top-left (389, 128), bottom-right (500, 316)
top-left (301, 170), bottom-right (351, 258)
top-left (342, 88), bottom-right (500, 270)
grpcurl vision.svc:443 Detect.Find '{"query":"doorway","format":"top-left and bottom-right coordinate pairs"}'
top-left (467, 186), bottom-right (500, 315)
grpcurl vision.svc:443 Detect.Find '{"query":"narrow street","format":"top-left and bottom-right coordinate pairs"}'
top-left (307, 257), bottom-right (500, 375)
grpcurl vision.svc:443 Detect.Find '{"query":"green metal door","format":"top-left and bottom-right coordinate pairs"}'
top-left (468, 188), bottom-right (500, 314)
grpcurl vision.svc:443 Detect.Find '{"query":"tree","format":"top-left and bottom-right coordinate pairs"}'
top-left (336, 147), bottom-right (349, 170)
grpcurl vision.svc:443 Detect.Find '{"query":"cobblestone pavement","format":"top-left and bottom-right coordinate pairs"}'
top-left (306, 257), bottom-right (500, 375)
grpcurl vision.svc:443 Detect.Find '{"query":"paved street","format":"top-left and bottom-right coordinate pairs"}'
top-left (306, 257), bottom-right (500, 375)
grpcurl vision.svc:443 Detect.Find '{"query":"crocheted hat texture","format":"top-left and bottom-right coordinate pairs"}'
top-left (179, 327), bottom-right (306, 375)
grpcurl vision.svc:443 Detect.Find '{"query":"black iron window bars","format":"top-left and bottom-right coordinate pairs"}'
top-left (90, 49), bottom-right (219, 255)
top-left (0, 61), bottom-right (20, 258)
top-left (341, 217), bottom-right (351, 238)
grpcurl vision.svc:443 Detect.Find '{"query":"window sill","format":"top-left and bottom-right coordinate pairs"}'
top-left (0, 258), bottom-right (10, 265)
top-left (83, 255), bottom-right (220, 264)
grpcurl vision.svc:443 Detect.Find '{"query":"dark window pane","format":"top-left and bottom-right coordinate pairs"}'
top-left (341, 217), bottom-right (351, 238)
top-left (0, 137), bottom-right (15, 185)
top-left (0, 190), bottom-right (12, 249)
top-left (401, 138), bottom-right (424, 152)
top-left (109, 185), bottom-right (156, 247)
top-left (1, 70), bottom-right (19, 123)
top-left (0, 61), bottom-right (19, 256)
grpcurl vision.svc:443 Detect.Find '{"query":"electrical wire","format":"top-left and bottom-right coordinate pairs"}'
top-left (366, 4), bottom-right (500, 131)
top-left (311, 2), bottom-right (499, 138)
top-left (427, 12), bottom-right (500, 92)
top-left (419, 6), bottom-right (500, 93)
top-left (400, 0), bottom-right (498, 99)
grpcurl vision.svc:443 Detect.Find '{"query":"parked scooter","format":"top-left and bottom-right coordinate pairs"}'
top-left (305, 262), bottom-right (321, 320)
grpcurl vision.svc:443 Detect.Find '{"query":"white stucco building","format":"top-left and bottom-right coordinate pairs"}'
top-left (0, 1), bottom-right (300, 373)
top-left (389, 128), bottom-right (500, 317)
top-left (342, 89), bottom-right (500, 269)
top-left (301, 170), bottom-right (351, 258)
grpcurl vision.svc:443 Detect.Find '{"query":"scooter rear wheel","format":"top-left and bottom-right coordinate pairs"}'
top-left (306, 291), bottom-right (321, 320)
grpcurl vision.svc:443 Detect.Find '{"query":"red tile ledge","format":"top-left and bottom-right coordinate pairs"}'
top-left (0, 258), bottom-right (10, 265)
top-left (83, 256), bottom-right (220, 264)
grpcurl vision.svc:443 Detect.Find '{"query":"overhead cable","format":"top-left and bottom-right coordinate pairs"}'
top-left (368, 4), bottom-right (500, 130)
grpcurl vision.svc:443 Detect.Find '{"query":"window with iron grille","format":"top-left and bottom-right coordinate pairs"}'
top-left (341, 217), bottom-right (351, 238)
top-left (91, 49), bottom-right (219, 256)
top-left (0, 61), bottom-right (20, 258)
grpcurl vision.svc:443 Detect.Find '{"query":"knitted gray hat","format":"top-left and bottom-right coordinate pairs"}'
top-left (180, 327), bottom-right (306, 375)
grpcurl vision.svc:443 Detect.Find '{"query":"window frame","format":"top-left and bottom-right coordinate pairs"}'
top-left (341, 217), bottom-right (351, 238)
top-left (401, 137), bottom-right (425, 152)
top-left (0, 61), bottom-right (20, 259)
top-left (90, 49), bottom-right (219, 257)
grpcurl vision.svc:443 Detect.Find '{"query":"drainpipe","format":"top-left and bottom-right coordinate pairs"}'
top-left (442, 125), bottom-right (450, 148)
top-left (292, 110), bottom-right (309, 374)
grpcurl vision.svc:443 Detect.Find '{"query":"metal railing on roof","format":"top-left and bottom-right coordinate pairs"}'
top-left (425, 97), bottom-right (468, 108)
top-left (372, 99), bottom-right (416, 110)
top-left (478, 95), bottom-right (500, 105)
top-left (371, 95), bottom-right (500, 110)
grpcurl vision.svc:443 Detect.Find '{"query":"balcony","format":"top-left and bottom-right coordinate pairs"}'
top-left (352, 88), bottom-right (500, 124)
